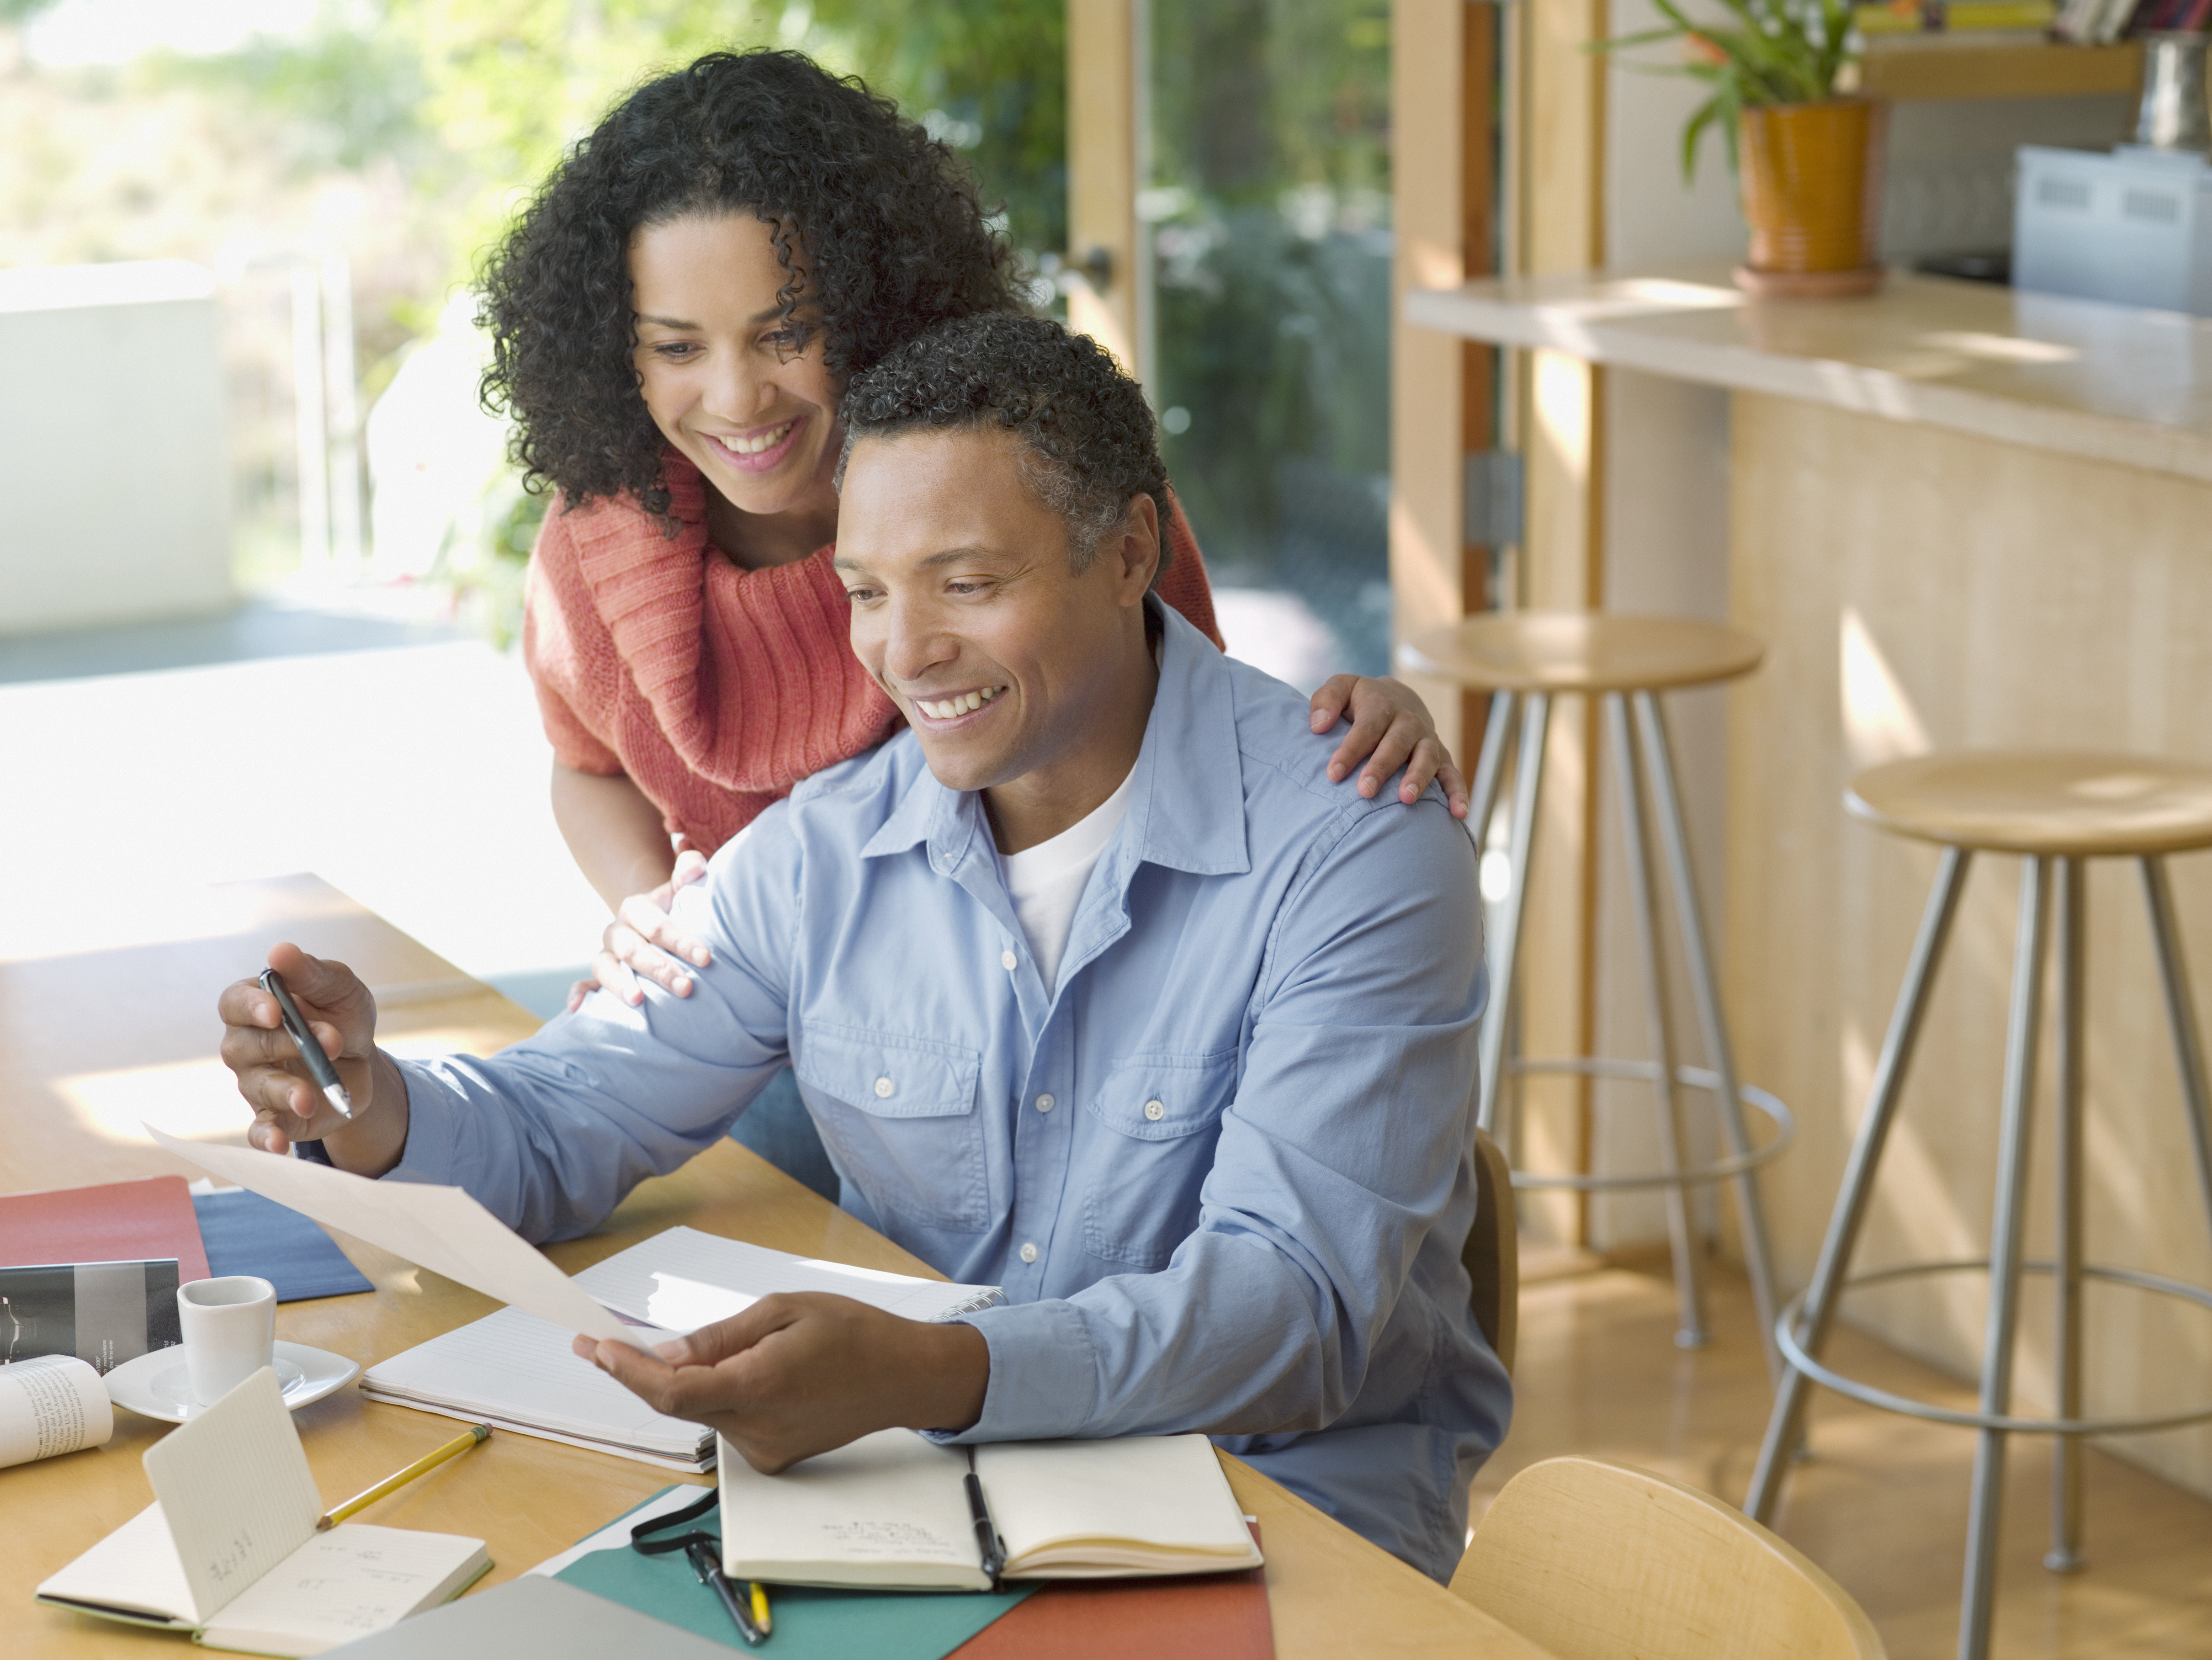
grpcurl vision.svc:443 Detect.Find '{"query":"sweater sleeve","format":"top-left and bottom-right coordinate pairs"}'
top-left (1156, 487), bottom-right (1225, 651)
top-left (522, 500), bottom-right (625, 776)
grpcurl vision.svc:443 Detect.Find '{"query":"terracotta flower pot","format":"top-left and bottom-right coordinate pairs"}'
top-left (1735, 99), bottom-right (1886, 298)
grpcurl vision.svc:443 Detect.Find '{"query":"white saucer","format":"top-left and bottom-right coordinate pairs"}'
top-left (105, 1341), bottom-right (362, 1423)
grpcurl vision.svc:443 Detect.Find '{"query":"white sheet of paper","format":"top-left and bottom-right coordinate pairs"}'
top-left (143, 1125), bottom-right (647, 1349)
top-left (577, 1225), bottom-right (1003, 1330)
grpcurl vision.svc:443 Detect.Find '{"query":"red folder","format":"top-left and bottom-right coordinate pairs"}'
top-left (948, 1530), bottom-right (1273, 1660)
top-left (0, 1176), bottom-right (212, 1283)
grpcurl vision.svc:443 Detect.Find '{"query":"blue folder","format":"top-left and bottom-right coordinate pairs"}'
top-left (191, 1188), bottom-right (373, 1302)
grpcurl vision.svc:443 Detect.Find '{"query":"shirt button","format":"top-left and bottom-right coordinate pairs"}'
top-left (1001, 949), bottom-right (1018, 971)
top-left (1035, 1093), bottom-right (1055, 1114)
top-left (874, 1077), bottom-right (895, 1098)
top-left (1018, 1243), bottom-right (1039, 1264)
top-left (1143, 1099), bottom-right (1166, 1121)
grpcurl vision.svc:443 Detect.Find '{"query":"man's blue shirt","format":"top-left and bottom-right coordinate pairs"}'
top-left (388, 604), bottom-right (1509, 1579)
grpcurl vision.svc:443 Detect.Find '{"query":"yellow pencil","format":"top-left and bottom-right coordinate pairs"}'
top-left (749, 1581), bottom-right (772, 1636)
top-left (316, 1424), bottom-right (491, 1530)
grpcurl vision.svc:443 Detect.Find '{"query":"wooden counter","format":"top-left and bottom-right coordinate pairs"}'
top-left (1408, 272), bottom-right (2212, 1509)
top-left (1407, 268), bottom-right (2212, 483)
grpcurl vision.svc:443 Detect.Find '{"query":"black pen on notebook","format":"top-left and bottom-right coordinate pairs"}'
top-left (965, 1447), bottom-right (1007, 1591)
top-left (259, 968), bottom-right (353, 1120)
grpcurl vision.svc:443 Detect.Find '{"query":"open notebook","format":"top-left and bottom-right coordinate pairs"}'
top-left (717, 1430), bottom-right (1264, 1592)
top-left (359, 1227), bottom-right (1003, 1471)
top-left (35, 1369), bottom-right (488, 1655)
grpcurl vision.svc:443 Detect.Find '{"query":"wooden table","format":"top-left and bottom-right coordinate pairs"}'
top-left (0, 875), bottom-right (1551, 1657)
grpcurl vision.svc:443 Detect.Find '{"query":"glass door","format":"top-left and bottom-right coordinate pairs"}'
top-left (1140, 0), bottom-right (1393, 689)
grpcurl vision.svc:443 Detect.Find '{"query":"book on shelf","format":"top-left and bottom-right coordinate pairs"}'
top-left (716, 1429), bottom-right (1264, 1592)
top-left (2053, 0), bottom-right (2160, 43)
top-left (35, 1368), bottom-right (489, 1656)
top-left (357, 1226), bottom-right (1004, 1473)
top-left (1855, 0), bottom-right (2062, 32)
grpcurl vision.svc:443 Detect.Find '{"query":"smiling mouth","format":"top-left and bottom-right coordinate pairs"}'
top-left (707, 419), bottom-right (797, 458)
top-left (912, 685), bottom-right (1004, 721)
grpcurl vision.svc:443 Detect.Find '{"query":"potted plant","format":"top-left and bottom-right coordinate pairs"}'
top-left (1608, 0), bottom-right (1884, 297)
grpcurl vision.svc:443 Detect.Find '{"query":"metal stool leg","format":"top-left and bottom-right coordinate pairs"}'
top-left (1465, 689), bottom-right (1517, 868)
top-left (2142, 857), bottom-right (2212, 1233)
top-left (1478, 693), bottom-right (1550, 1136)
top-left (2047, 858), bottom-right (2087, 1575)
top-left (1636, 689), bottom-right (1785, 1378)
top-left (1607, 693), bottom-right (1708, 1348)
top-left (1960, 856), bottom-right (2054, 1660)
top-left (1748, 846), bottom-right (1973, 1522)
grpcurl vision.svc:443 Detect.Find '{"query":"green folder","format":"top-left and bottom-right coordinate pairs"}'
top-left (554, 1487), bottom-right (1037, 1659)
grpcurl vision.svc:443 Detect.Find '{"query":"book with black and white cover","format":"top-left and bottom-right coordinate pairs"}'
top-left (0, 1258), bottom-right (182, 1374)
top-left (358, 1227), bottom-right (1004, 1472)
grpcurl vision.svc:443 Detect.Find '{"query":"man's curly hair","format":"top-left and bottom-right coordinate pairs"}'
top-left (477, 49), bottom-right (1022, 521)
top-left (836, 315), bottom-right (1171, 578)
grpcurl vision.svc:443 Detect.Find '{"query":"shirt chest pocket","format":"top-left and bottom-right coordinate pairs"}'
top-left (794, 1022), bottom-right (990, 1234)
top-left (1081, 1051), bottom-right (1238, 1268)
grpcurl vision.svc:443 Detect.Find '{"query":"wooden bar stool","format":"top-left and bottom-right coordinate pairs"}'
top-left (1400, 611), bottom-right (1792, 1365)
top-left (1744, 752), bottom-right (2212, 1660)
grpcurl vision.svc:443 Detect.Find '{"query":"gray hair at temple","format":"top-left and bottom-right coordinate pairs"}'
top-left (833, 313), bottom-right (1173, 576)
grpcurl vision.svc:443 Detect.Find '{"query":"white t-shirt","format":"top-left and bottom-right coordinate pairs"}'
top-left (1000, 764), bottom-right (1138, 992)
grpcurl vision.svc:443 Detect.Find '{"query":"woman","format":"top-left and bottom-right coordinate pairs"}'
top-left (478, 50), bottom-right (1465, 1194)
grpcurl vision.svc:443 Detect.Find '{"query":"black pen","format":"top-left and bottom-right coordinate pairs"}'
top-left (258, 968), bottom-right (353, 1120)
top-left (965, 1447), bottom-right (1007, 1591)
top-left (684, 1537), bottom-right (767, 1645)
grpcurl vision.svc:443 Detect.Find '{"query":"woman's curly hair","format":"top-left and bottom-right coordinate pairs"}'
top-left (477, 49), bottom-right (1023, 521)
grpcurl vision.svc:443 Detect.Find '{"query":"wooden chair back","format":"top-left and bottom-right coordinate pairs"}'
top-left (1451, 1456), bottom-right (1885, 1660)
top-left (1463, 1127), bottom-right (1518, 1375)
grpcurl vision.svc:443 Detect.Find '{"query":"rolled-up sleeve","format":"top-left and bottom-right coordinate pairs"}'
top-left (385, 806), bottom-right (807, 1241)
top-left (944, 796), bottom-right (1485, 1443)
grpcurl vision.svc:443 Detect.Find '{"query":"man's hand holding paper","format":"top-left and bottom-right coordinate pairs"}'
top-left (574, 1291), bottom-right (990, 1474)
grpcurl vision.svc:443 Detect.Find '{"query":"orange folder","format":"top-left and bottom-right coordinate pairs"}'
top-left (0, 1175), bottom-right (212, 1283)
top-left (947, 1528), bottom-right (1273, 1660)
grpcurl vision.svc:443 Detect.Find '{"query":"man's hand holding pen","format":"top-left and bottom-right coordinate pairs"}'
top-left (217, 942), bottom-right (412, 1177)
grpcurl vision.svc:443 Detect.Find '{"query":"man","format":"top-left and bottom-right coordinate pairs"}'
top-left (218, 315), bottom-right (1507, 1580)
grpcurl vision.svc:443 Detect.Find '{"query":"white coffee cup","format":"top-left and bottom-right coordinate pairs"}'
top-left (177, 1276), bottom-right (277, 1406)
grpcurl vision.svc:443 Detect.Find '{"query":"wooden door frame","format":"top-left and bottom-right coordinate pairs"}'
top-left (1065, 0), bottom-right (1140, 376)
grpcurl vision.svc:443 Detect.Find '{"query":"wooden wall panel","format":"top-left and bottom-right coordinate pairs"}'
top-left (1728, 390), bottom-right (2212, 1501)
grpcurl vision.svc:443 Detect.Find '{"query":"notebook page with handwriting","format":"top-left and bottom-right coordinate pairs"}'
top-left (202, 1523), bottom-right (489, 1655)
top-left (142, 1367), bottom-right (323, 1622)
top-left (715, 1428), bottom-right (990, 1591)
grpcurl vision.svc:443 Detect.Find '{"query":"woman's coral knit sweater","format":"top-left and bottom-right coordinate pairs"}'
top-left (523, 451), bottom-right (1224, 858)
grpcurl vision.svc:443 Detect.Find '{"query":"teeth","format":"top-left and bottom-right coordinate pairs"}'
top-left (720, 421), bottom-right (793, 456)
top-left (918, 687), bottom-right (1002, 720)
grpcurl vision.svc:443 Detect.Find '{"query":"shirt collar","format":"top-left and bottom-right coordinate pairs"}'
top-left (861, 597), bottom-right (1248, 879)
